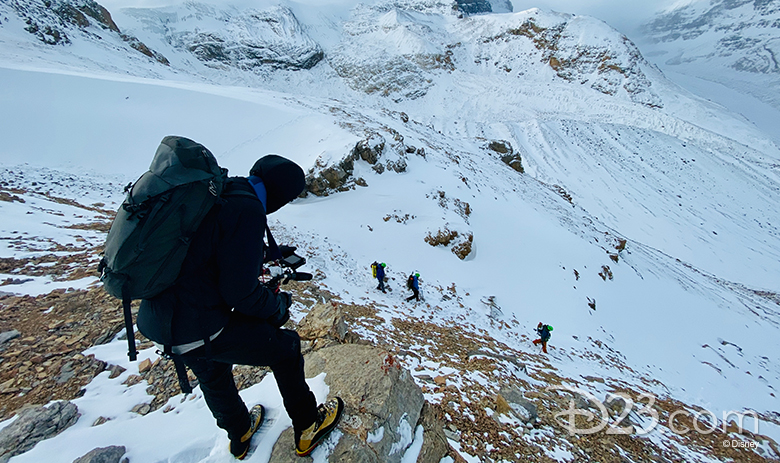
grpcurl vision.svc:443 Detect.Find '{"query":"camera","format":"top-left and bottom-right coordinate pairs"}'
top-left (280, 253), bottom-right (306, 271)
top-left (264, 251), bottom-right (312, 288)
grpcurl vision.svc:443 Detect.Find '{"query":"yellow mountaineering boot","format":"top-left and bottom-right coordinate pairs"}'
top-left (230, 404), bottom-right (265, 460)
top-left (295, 397), bottom-right (345, 457)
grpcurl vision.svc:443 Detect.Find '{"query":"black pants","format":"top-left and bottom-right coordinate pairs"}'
top-left (406, 289), bottom-right (419, 301)
top-left (182, 313), bottom-right (318, 441)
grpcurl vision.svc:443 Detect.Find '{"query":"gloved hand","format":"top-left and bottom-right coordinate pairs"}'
top-left (268, 291), bottom-right (292, 328)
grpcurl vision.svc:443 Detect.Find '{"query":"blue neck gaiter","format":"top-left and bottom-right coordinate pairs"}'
top-left (247, 175), bottom-right (268, 213)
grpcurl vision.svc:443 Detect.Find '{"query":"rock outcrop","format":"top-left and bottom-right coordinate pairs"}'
top-left (269, 343), bottom-right (448, 462)
top-left (482, 13), bottom-right (663, 107)
top-left (72, 445), bottom-right (128, 463)
top-left (268, 302), bottom-right (451, 462)
top-left (486, 140), bottom-right (524, 173)
top-left (0, 401), bottom-right (79, 463)
top-left (425, 227), bottom-right (474, 260)
top-left (305, 132), bottom-right (412, 197)
top-left (456, 0), bottom-right (516, 16)
top-left (455, 0), bottom-right (493, 16)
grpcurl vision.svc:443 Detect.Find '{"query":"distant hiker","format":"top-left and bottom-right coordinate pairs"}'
top-left (406, 272), bottom-right (420, 302)
top-left (372, 261), bottom-right (387, 293)
top-left (533, 322), bottom-right (553, 353)
top-left (135, 149), bottom-right (343, 459)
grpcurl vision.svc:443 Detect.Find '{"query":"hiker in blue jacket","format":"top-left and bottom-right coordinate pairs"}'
top-left (405, 272), bottom-right (420, 302)
top-left (372, 261), bottom-right (387, 293)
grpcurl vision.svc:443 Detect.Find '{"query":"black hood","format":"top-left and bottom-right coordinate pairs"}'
top-left (249, 155), bottom-right (305, 214)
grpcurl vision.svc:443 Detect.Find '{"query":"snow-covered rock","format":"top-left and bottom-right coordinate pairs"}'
top-left (0, 401), bottom-right (79, 463)
top-left (1, 0), bottom-right (168, 64)
top-left (72, 446), bottom-right (127, 463)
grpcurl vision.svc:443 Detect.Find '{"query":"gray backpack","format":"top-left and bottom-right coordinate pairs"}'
top-left (98, 136), bottom-right (228, 361)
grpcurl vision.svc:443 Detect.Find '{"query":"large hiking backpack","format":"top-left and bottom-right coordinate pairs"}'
top-left (98, 136), bottom-right (228, 363)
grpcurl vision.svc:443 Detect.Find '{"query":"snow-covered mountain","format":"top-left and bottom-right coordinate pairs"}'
top-left (637, 0), bottom-right (780, 141)
top-left (642, 0), bottom-right (780, 76)
top-left (1, 0), bottom-right (780, 462)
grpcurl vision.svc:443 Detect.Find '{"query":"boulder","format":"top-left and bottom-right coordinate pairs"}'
top-left (270, 344), bottom-right (445, 462)
top-left (296, 302), bottom-right (348, 350)
top-left (604, 393), bottom-right (636, 429)
top-left (72, 445), bottom-right (127, 463)
top-left (0, 401), bottom-right (79, 462)
top-left (497, 386), bottom-right (538, 424)
top-left (0, 330), bottom-right (20, 346)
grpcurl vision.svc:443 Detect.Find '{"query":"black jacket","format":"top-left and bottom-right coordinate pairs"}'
top-left (137, 178), bottom-right (278, 346)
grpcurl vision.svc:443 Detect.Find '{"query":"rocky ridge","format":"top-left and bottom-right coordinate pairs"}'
top-left (3, 0), bottom-right (668, 108)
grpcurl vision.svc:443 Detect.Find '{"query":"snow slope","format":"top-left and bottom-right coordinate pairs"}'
top-left (1, 0), bottom-right (780, 461)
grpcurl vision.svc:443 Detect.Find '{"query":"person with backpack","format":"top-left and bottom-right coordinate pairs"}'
top-left (372, 261), bottom-right (387, 293)
top-left (405, 272), bottom-right (420, 302)
top-left (533, 322), bottom-right (553, 353)
top-left (117, 138), bottom-right (343, 459)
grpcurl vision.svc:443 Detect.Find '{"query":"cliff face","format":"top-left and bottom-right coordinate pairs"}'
top-left (122, 3), bottom-right (323, 71)
top-left (2, 0), bottom-right (169, 64)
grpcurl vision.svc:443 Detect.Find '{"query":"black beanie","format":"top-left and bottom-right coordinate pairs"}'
top-left (249, 155), bottom-right (305, 214)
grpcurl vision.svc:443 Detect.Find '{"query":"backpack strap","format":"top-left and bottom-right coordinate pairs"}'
top-left (122, 279), bottom-right (138, 361)
top-left (163, 344), bottom-right (194, 395)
